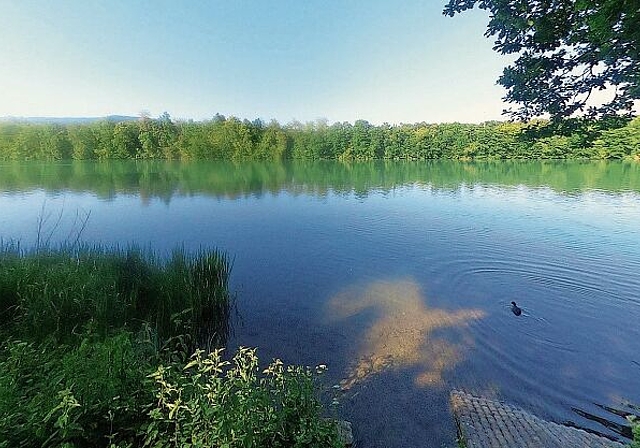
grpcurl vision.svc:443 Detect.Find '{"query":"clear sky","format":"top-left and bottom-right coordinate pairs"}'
top-left (0, 0), bottom-right (512, 124)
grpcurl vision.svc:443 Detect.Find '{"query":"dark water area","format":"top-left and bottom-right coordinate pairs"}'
top-left (1, 160), bottom-right (640, 447)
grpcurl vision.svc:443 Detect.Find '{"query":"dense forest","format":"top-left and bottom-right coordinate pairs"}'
top-left (0, 114), bottom-right (638, 161)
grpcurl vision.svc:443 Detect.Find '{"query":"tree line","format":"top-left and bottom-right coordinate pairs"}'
top-left (0, 113), bottom-right (638, 161)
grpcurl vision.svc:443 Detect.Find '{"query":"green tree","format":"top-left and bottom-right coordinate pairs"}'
top-left (592, 116), bottom-right (640, 159)
top-left (351, 120), bottom-right (373, 159)
top-left (0, 124), bottom-right (23, 160)
top-left (258, 120), bottom-right (290, 160)
top-left (37, 125), bottom-right (72, 160)
top-left (156, 112), bottom-right (179, 158)
top-left (444, 0), bottom-right (640, 121)
top-left (176, 121), bottom-right (210, 159)
top-left (327, 122), bottom-right (353, 159)
top-left (92, 121), bottom-right (117, 159)
top-left (68, 124), bottom-right (98, 159)
top-left (229, 118), bottom-right (258, 159)
top-left (111, 122), bottom-right (140, 158)
top-left (288, 121), bottom-right (314, 159)
top-left (13, 125), bottom-right (41, 160)
top-left (138, 117), bottom-right (160, 159)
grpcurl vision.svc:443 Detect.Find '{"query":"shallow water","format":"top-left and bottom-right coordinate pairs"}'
top-left (1, 160), bottom-right (640, 447)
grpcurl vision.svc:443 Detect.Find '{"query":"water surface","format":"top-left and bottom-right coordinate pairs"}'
top-left (1, 160), bottom-right (639, 447)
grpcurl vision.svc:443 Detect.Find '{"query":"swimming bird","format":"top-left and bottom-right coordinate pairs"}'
top-left (511, 301), bottom-right (522, 316)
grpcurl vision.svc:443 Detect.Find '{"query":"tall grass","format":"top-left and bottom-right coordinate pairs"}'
top-left (0, 244), bottom-right (231, 349)
top-left (0, 243), bottom-right (233, 447)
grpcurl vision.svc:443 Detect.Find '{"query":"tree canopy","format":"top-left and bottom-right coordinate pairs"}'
top-left (1, 115), bottom-right (639, 161)
top-left (444, 0), bottom-right (640, 121)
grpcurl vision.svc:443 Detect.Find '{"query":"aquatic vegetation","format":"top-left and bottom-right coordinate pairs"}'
top-left (0, 245), bottom-right (232, 447)
top-left (0, 244), bottom-right (231, 348)
top-left (327, 279), bottom-right (484, 389)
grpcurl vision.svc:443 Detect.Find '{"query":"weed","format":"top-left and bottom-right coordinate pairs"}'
top-left (0, 244), bottom-right (231, 349)
top-left (145, 347), bottom-right (342, 448)
top-left (629, 415), bottom-right (640, 448)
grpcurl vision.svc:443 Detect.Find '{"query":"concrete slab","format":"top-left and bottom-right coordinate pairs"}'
top-left (450, 390), bottom-right (625, 448)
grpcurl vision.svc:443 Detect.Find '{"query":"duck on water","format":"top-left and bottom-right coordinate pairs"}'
top-left (511, 301), bottom-right (522, 316)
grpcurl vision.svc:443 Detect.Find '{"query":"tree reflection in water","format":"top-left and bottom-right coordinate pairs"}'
top-left (327, 279), bottom-right (485, 390)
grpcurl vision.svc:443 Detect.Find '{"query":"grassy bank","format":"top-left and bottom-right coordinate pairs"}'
top-left (0, 244), bottom-right (231, 348)
top-left (0, 245), bottom-right (342, 447)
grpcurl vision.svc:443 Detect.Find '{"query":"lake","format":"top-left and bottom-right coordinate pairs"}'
top-left (1, 160), bottom-right (640, 447)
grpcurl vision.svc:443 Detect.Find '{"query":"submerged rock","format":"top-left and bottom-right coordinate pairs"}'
top-left (336, 420), bottom-right (354, 446)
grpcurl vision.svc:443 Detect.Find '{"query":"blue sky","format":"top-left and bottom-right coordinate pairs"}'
top-left (0, 0), bottom-right (511, 124)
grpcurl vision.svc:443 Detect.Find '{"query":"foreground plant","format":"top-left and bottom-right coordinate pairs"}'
top-left (629, 415), bottom-right (640, 448)
top-left (145, 347), bottom-right (342, 448)
top-left (0, 332), bottom-right (148, 447)
top-left (0, 244), bottom-right (231, 447)
top-left (0, 245), bottom-right (341, 447)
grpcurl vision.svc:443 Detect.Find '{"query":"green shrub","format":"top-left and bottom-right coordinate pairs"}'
top-left (145, 347), bottom-right (342, 448)
top-left (0, 332), bottom-right (149, 448)
top-left (1, 342), bottom-right (341, 448)
top-left (629, 415), bottom-right (640, 448)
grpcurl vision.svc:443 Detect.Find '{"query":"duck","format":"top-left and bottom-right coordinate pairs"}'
top-left (511, 301), bottom-right (522, 316)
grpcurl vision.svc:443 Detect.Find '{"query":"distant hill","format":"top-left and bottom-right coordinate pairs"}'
top-left (0, 115), bottom-right (138, 124)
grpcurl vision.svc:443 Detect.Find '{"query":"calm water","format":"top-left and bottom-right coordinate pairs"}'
top-left (2, 160), bottom-right (640, 447)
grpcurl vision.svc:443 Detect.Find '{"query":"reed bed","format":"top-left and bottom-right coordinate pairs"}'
top-left (0, 243), bottom-right (231, 348)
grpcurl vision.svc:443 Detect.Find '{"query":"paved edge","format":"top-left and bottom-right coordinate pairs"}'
top-left (450, 390), bottom-right (625, 448)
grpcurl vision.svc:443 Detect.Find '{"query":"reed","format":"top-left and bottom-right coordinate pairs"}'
top-left (0, 243), bottom-right (232, 349)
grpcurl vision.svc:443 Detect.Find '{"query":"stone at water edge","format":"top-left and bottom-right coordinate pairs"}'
top-left (336, 420), bottom-right (354, 446)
